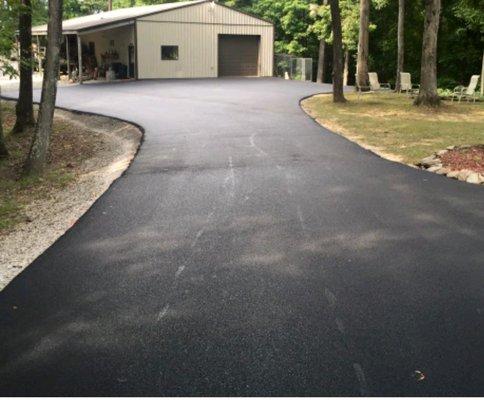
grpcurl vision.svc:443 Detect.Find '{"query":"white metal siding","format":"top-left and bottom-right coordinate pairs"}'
top-left (136, 2), bottom-right (273, 79)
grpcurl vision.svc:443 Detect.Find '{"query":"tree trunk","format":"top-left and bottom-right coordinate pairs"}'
top-left (356, 0), bottom-right (370, 88)
top-left (0, 89), bottom-right (9, 158)
top-left (395, 0), bottom-right (405, 91)
top-left (108, 0), bottom-right (112, 11)
top-left (343, 48), bottom-right (349, 86)
top-left (23, 0), bottom-right (63, 174)
top-left (330, 0), bottom-right (346, 103)
top-left (414, 0), bottom-right (441, 107)
top-left (316, 38), bottom-right (326, 84)
top-left (13, 0), bottom-right (35, 134)
top-left (316, 0), bottom-right (328, 84)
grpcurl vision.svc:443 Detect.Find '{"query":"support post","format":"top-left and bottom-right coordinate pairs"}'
top-left (77, 34), bottom-right (83, 84)
top-left (481, 50), bottom-right (483, 96)
top-left (66, 35), bottom-right (70, 78)
top-left (36, 35), bottom-right (42, 72)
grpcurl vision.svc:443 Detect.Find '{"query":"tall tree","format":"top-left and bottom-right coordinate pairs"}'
top-left (316, 36), bottom-right (327, 83)
top-left (24, 0), bottom-right (63, 174)
top-left (356, 0), bottom-right (370, 87)
top-left (314, 0), bottom-right (329, 83)
top-left (330, 0), bottom-right (346, 102)
top-left (13, 0), bottom-right (35, 134)
top-left (395, 0), bottom-right (405, 91)
top-left (414, 0), bottom-right (441, 106)
top-left (0, 89), bottom-right (9, 158)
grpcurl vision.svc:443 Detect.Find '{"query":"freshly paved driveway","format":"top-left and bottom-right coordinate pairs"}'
top-left (0, 78), bottom-right (483, 396)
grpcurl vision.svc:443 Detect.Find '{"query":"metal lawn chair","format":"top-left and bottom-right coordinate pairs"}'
top-left (451, 75), bottom-right (480, 103)
top-left (399, 72), bottom-right (419, 96)
top-left (368, 72), bottom-right (391, 92)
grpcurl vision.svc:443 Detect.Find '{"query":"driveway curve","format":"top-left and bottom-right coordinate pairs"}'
top-left (0, 78), bottom-right (483, 396)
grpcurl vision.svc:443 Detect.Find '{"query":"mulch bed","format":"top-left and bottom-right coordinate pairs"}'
top-left (440, 145), bottom-right (484, 174)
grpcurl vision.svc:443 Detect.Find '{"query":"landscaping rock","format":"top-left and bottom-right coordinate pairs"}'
top-left (446, 145), bottom-right (455, 150)
top-left (427, 164), bottom-right (443, 172)
top-left (436, 149), bottom-right (448, 156)
top-left (478, 174), bottom-right (484, 184)
top-left (457, 169), bottom-right (472, 181)
top-left (446, 170), bottom-right (460, 179)
top-left (420, 156), bottom-right (440, 167)
top-left (466, 173), bottom-right (481, 184)
top-left (436, 167), bottom-right (450, 175)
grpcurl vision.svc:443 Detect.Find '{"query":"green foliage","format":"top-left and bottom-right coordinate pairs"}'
top-left (2, 0), bottom-right (480, 88)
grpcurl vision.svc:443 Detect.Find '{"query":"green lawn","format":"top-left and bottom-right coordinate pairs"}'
top-left (302, 92), bottom-right (484, 165)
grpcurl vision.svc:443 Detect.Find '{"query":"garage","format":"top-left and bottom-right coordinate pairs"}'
top-left (218, 35), bottom-right (260, 77)
top-left (31, 0), bottom-right (274, 81)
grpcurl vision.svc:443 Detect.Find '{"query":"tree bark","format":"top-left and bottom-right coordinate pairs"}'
top-left (0, 89), bottom-right (9, 158)
top-left (316, 0), bottom-right (328, 84)
top-left (414, 0), bottom-right (441, 106)
top-left (330, 0), bottom-right (346, 103)
top-left (395, 0), bottom-right (405, 91)
top-left (23, 0), bottom-right (63, 174)
top-left (316, 38), bottom-right (326, 83)
top-left (13, 0), bottom-right (35, 134)
top-left (356, 0), bottom-right (370, 88)
top-left (343, 48), bottom-right (349, 86)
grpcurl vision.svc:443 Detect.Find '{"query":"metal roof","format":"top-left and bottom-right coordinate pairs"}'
top-left (32, 0), bottom-right (208, 34)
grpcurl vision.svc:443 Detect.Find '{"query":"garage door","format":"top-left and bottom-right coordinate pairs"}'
top-left (218, 35), bottom-right (260, 77)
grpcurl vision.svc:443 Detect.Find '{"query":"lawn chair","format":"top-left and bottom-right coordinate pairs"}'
top-left (451, 75), bottom-right (480, 103)
top-left (368, 72), bottom-right (392, 92)
top-left (399, 72), bottom-right (419, 96)
top-left (355, 74), bottom-right (371, 99)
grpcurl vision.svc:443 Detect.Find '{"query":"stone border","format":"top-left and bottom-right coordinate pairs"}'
top-left (418, 146), bottom-right (484, 185)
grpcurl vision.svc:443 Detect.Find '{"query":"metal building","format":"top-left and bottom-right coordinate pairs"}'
top-left (31, 0), bottom-right (274, 82)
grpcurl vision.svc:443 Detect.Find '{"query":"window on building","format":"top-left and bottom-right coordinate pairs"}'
top-left (161, 45), bottom-right (178, 61)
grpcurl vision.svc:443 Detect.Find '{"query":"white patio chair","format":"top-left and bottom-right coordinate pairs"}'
top-left (368, 72), bottom-right (391, 92)
top-left (399, 72), bottom-right (419, 95)
top-left (451, 75), bottom-right (480, 103)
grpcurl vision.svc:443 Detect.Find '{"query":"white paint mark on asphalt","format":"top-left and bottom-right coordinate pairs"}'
top-left (250, 133), bottom-right (268, 156)
top-left (175, 265), bottom-right (186, 279)
top-left (191, 228), bottom-right (205, 248)
top-left (223, 156), bottom-right (236, 198)
top-left (335, 317), bottom-right (345, 334)
top-left (157, 304), bottom-right (170, 321)
top-left (353, 363), bottom-right (369, 395)
top-left (324, 287), bottom-right (337, 307)
top-left (191, 212), bottom-right (214, 248)
top-left (296, 205), bottom-right (307, 232)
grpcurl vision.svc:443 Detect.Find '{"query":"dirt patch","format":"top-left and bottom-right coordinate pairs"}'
top-left (440, 145), bottom-right (484, 174)
top-left (0, 106), bottom-right (142, 291)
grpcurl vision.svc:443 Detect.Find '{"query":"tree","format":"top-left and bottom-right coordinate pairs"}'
top-left (0, 90), bottom-right (9, 158)
top-left (329, 0), bottom-right (346, 102)
top-left (414, 0), bottom-right (441, 106)
top-left (395, 0), bottom-right (404, 91)
top-left (356, 0), bottom-right (370, 87)
top-left (13, 0), bottom-right (35, 134)
top-left (24, 0), bottom-right (63, 174)
top-left (311, 0), bottom-right (328, 83)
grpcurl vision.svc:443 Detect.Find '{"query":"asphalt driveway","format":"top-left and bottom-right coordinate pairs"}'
top-left (0, 78), bottom-right (483, 395)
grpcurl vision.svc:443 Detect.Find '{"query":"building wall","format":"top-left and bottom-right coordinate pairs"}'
top-left (136, 2), bottom-right (273, 79)
top-left (81, 24), bottom-right (135, 68)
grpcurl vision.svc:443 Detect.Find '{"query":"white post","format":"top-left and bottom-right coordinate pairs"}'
top-left (66, 35), bottom-right (70, 78)
top-left (77, 34), bottom-right (83, 84)
top-left (481, 50), bottom-right (483, 96)
top-left (36, 35), bottom-right (42, 72)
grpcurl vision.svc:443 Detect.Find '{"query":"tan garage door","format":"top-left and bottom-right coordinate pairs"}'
top-left (218, 35), bottom-right (260, 77)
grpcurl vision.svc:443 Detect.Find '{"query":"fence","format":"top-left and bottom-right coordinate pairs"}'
top-left (274, 54), bottom-right (313, 82)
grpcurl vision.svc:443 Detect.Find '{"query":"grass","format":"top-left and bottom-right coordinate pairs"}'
top-left (302, 92), bottom-right (484, 165)
top-left (0, 101), bottom-right (93, 233)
